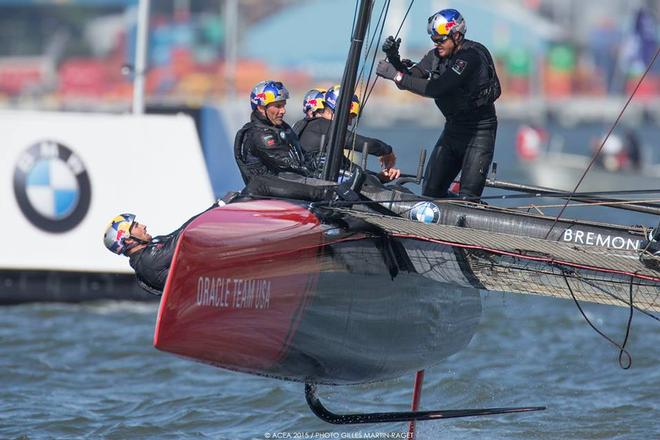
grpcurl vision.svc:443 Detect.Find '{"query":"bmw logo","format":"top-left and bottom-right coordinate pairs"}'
top-left (13, 141), bottom-right (91, 233)
top-left (409, 201), bottom-right (441, 224)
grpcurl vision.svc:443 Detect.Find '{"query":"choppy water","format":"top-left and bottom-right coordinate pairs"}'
top-left (1, 294), bottom-right (658, 439)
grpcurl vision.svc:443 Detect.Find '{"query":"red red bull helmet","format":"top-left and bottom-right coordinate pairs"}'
top-left (103, 213), bottom-right (136, 256)
top-left (250, 80), bottom-right (290, 111)
top-left (324, 85), bottom-right (361, 117)
top-left (427, 9), bottom-right (467, 42)
top-left (302, 88), bottom-right (326, 114)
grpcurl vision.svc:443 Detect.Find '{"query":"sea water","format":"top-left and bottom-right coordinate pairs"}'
top-left (1, 295), bottom-right (657, 439)
top-left (1, 123), bottom-right (659, 439)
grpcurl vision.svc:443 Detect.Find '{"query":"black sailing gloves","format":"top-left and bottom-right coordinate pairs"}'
top-left (381, 35), bottom-right (413, 73)
top-left (382, 36), bottom-right (401, 61)
top-left (379, 35), bottom-right (401, 82)
top-left (376, 60), bottom-right (399, 81)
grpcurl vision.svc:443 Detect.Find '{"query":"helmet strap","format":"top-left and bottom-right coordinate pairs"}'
top-left (122, 237), bottom-right (149, 256)
top-left (129, 235), bottom-right (149, 246)
top-left (260, 104), bottom-right (279, 126)
top-left (450, 33), bottom-right (464, 55)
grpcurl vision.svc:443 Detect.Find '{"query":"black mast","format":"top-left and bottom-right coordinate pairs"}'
top-left (323, 0), bottom-right (373, 181)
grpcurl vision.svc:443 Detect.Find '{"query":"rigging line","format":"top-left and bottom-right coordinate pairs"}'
top-left (360, 0), bottom-right (415, 110)
top-left (514, 199), bottom-right (660, 211)
top-left (393, 0), bottom-right (415, 39)
top-left (562, 269), bottom-right (657, 322)
top-left (353, 1), bottom-right (387, 121)
top-left (348, 2), bottom-right (391, 173)
top-left (481, 190), bottom-right (660, 203)
top-left (354, 1), bottom-right (372, 90)
top-left (355, 0), bottom-right (390, 128)
top-left (365, 0), bottom-right (390, 94)
top-left (350, 0), bottom-right (390, 161)
top-left (347, 0), bottom-right (383, 171)
top-left (581, 272), bottom-right (639, 366)
top-left (543, 46), bottom-right (660, 240)
top-left (560, 268), bottom-right (632, 369)
top-left (322, 0), bottom-right (378, 179)
top-left (357, 0), bottom-right (390, 96)
top-left (359, 17), bottom-right (388, 117)
top-left (350, 0), bottom-right (359, 43)
top-left (618, 276), bottom-right (635, 368)
top-left (357, 0), bottom-right (388, 88)
top-left (487, 187), bottom-right (660, 198)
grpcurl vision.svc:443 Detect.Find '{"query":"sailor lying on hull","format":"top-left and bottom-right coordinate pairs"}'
top-left (234, 80), bottom-right (400, 202)
top-left (102, 204), bottom-right (220, 295)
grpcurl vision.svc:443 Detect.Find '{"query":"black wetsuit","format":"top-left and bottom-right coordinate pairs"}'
top-left (234, 111), bottom-right (333, 201)
top-left (128, 208), bottom-right (214, 292)
top-left (293, 116), bottom-right (393, 158)
top-left (396, 39), bottom-right (500, 198)
top-left (234, 110), bottom-right (312, 182)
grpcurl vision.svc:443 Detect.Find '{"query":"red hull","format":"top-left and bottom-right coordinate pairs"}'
top-left (154, 200), bottom-right (324, 372)
top-left (154, 200), bottom-right (482, 384)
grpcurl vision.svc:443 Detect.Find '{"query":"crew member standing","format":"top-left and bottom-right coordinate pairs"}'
top-left (376, 9), bottom-right (501, 198)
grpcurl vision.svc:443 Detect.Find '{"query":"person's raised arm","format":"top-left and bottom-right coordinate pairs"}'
top-left (377, 49), bottom-right (479, 98)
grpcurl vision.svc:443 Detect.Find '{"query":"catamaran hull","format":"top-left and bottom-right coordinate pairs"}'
top-left (154, 194), bottom-right (659, 384)
top-left (154, 200), bottom-right (482, 385)
top-left (260, 271), bottom-right (480, 385)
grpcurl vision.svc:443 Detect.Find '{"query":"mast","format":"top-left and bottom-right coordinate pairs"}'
top-left (323, 0), bottom-right (373, 181)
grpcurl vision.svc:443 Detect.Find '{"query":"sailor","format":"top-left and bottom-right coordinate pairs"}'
top-left (234, 80), bottom-right (362, 201)
top-left (294, 88), bottom-right (326, 126)
top-left (376, 8), bottom-right (501, 198)
top-left (102, 210), bottom-right (212, 293)
top-left (234, 80), bottom-right (312, 182)
top-left (290, 88), bottom-right (326, 165)
top-left (293, 85), bottom-right (400, 180)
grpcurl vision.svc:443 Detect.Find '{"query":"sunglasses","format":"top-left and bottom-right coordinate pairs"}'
top-left (432, 35), bottom-right (450, 45)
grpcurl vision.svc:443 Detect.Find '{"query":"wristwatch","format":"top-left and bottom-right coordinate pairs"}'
top-left (394, 71), bottom-right (404, 83)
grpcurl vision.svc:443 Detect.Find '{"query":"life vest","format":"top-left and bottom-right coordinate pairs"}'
top-left (292, 117), bottom-right (312, 138)
top-left (234, 113), bottom-right (309, 184)
top-left (430, 39), bottom-right (501, 111)
top-left (233, 122), bottom-right (254, 183)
